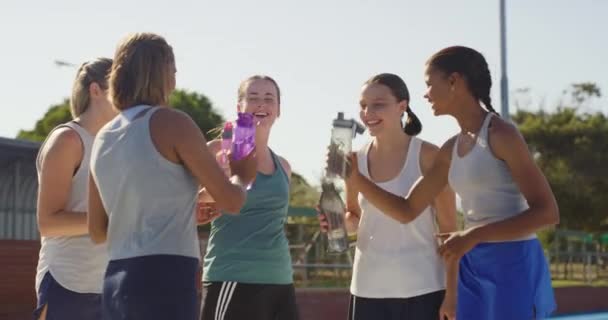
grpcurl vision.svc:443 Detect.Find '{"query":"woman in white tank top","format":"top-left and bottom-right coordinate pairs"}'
top-left (320, 74), bottom-right (458, 320)
top-left (34, 58), bottom-right (116, 320)
top-left (341, 47), bottom-right (558, 319)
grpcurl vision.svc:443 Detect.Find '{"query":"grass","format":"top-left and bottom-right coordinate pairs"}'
top-left (552, 279), bottom-right (608, 288)
top-left (295, 279), bottom-right (608, 289)
top-left (292, 263), bottom-right (608, 288)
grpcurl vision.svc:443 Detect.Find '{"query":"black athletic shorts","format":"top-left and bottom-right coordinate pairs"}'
top-left (201, 281), bottom-right (299, 320)
top-left (348, 290), bottom-right (445, 320)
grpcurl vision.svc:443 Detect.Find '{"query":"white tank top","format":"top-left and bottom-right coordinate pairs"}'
top-left (35, 122), bottom-right (108, 294)
top-left (90, 105), bottom-right (200, 261)
top-left (448, 113), bottom-right (535, 241)
top-left (351, 137), bottom-right (446, 298)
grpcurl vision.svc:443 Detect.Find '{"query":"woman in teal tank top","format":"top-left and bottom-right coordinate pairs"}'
top-left (200, 75), bottom-right (298, 320)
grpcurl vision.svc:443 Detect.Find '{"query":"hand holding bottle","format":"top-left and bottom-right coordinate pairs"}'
top-left (196, 188), bottom-right (221, 225)
top-left (317, 208), bottom-right (360, 235)
top-left (228, 148), bottom-right (257, 186)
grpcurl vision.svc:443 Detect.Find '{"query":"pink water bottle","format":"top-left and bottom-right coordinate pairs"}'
top-left (219, 122), bottom-right (233, 175)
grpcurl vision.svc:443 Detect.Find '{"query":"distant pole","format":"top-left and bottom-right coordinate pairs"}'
top-left (54, 60), bottom-right (77, 68)
top-left (500, 0), bottom-right (510, 119)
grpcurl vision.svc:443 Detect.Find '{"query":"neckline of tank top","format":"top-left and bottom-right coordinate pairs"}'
top-left (65, 121), bottom-right (94, 138)
top-left (255, 149), bottom-right (282, 178)
top-left (364, 136), bottom-right (416, 184)
top-left (121, 105), bottom-right (153, 122)
top-left (454, 112), bottom-right (492, 160)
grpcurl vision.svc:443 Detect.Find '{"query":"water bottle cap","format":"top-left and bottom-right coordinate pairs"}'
top-left (222, 121), bottom-right (233, 139)
top-left (332, 112), bottom-right (366, 135)
top-left (236, 112), bottom-right (255, 127)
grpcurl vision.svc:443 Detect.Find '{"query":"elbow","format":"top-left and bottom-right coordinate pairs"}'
top-left (38, 224), bottom-right (52, 238)
top-left (546, 204), bottom-right (560, 226)
top-left (37, 216), bottom-right (55, 237)
top-left (537, 201), bottom-right (559, 227)
top-left (217, 189), bottom-right (247, 215)
top-left (88, 220), bottom-right (107, 244)
top-left (89, 230), bottom-right (107, 244)
top-left (221, 205), bottom-right (242, 215)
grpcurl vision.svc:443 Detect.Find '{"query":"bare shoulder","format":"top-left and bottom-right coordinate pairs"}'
top-left (148, 107), bottom-right (206, 164)
top-left (420, 140), bottom-right (440, 156)
top-left (487, 115), bottom-right (527, 160)
top-left (150, 107), bottom-right (193, 127)
top-left (438, 135), bottom-right (458, 162)
top-left (49, 126), bottom-right (82, 148)
top-left (419, 139), bottom-right (440, 175)
top-left (441, 135), bottom-right (459, 150)
top-left (40, 126), bottom-right (83, 164)
top-left (277, 154), bottom-right (292, 178)
top-left (488, 115), bottom-right (522, 141)
top-left (150, 107), bottom-right (201, 141)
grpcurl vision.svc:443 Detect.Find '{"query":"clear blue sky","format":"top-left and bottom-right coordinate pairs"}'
top-left (1, 0), bottom-right (606, 184)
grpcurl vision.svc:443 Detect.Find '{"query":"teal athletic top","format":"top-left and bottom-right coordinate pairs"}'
top-left (203, 150), bottom-right (293, 284)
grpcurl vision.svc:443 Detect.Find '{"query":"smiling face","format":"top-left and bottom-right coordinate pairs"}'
top-left (238, 77), bottom-right (280, 130)
top-left (359, 82), bottom-right (406, 137)
top-left (423, 65), bottom-right (456, 116)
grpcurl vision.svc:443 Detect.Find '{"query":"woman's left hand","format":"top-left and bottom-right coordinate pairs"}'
top-left (439, 293), bottom-right (457, 320)
top-left (196, 201), bottom-right (221, 225)
top-left (437, 228), bottom-right (479, 261)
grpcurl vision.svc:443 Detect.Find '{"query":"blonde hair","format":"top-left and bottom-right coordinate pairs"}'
top-left (109, 33), bottom-right (175, 110)
top-left (237, 75), bottom-right (281, 105)
top-left (70, 58), bottom-right (112, 118)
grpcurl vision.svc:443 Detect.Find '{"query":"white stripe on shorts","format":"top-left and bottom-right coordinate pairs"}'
top-left (215, 282), bottom-right (228, 320)
top-left (219, 282), bottom-right (237, 320)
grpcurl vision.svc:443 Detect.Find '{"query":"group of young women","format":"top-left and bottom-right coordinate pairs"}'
top-left (33, 32), bottom-right (558, 320)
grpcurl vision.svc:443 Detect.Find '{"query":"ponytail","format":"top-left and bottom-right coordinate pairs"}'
top-left (403, 106), bottom-right (422, 136)
top-left (480, 95), bottom-right (498, 115)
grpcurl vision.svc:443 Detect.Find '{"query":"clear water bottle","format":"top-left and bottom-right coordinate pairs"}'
top-left (320, 112), bottom-right (365, 253)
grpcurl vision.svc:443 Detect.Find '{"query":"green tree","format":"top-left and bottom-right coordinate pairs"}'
top-left (513, 83), bottom-right (608, 232)
top-left (169, 90), bottom-right (225, 140)
top-left (566, 82), bottom-right (602, 106)
top-left (289, 172), bottom-right (320, 207)
top-left (17, 89), bottom-right (225, 142)
top-left (17, 99), bottom-right (72, 142)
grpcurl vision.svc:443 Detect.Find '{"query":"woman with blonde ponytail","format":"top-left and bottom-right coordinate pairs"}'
top-left (34, 57), bottom-right (115, 320)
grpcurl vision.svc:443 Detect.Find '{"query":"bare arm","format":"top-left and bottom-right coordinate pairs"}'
top-left (420, 142), bottom-right (459, 311)
top-left (88, 173), bottom-right (108, 244)
top-left (348, 137), bottom-right (457, 224)
top-left (345, 176), bottom-right (362, 217)
top-left (469, 119), bottom-right (559, 242)
top-left (36, 128), bottom-right (89, 237)
top-left (155, 109), bottom-right (251, 214)
top-left (438, 119), bottom-right (559, 263)
top-left (419, 142), bottom-right (458, 235)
